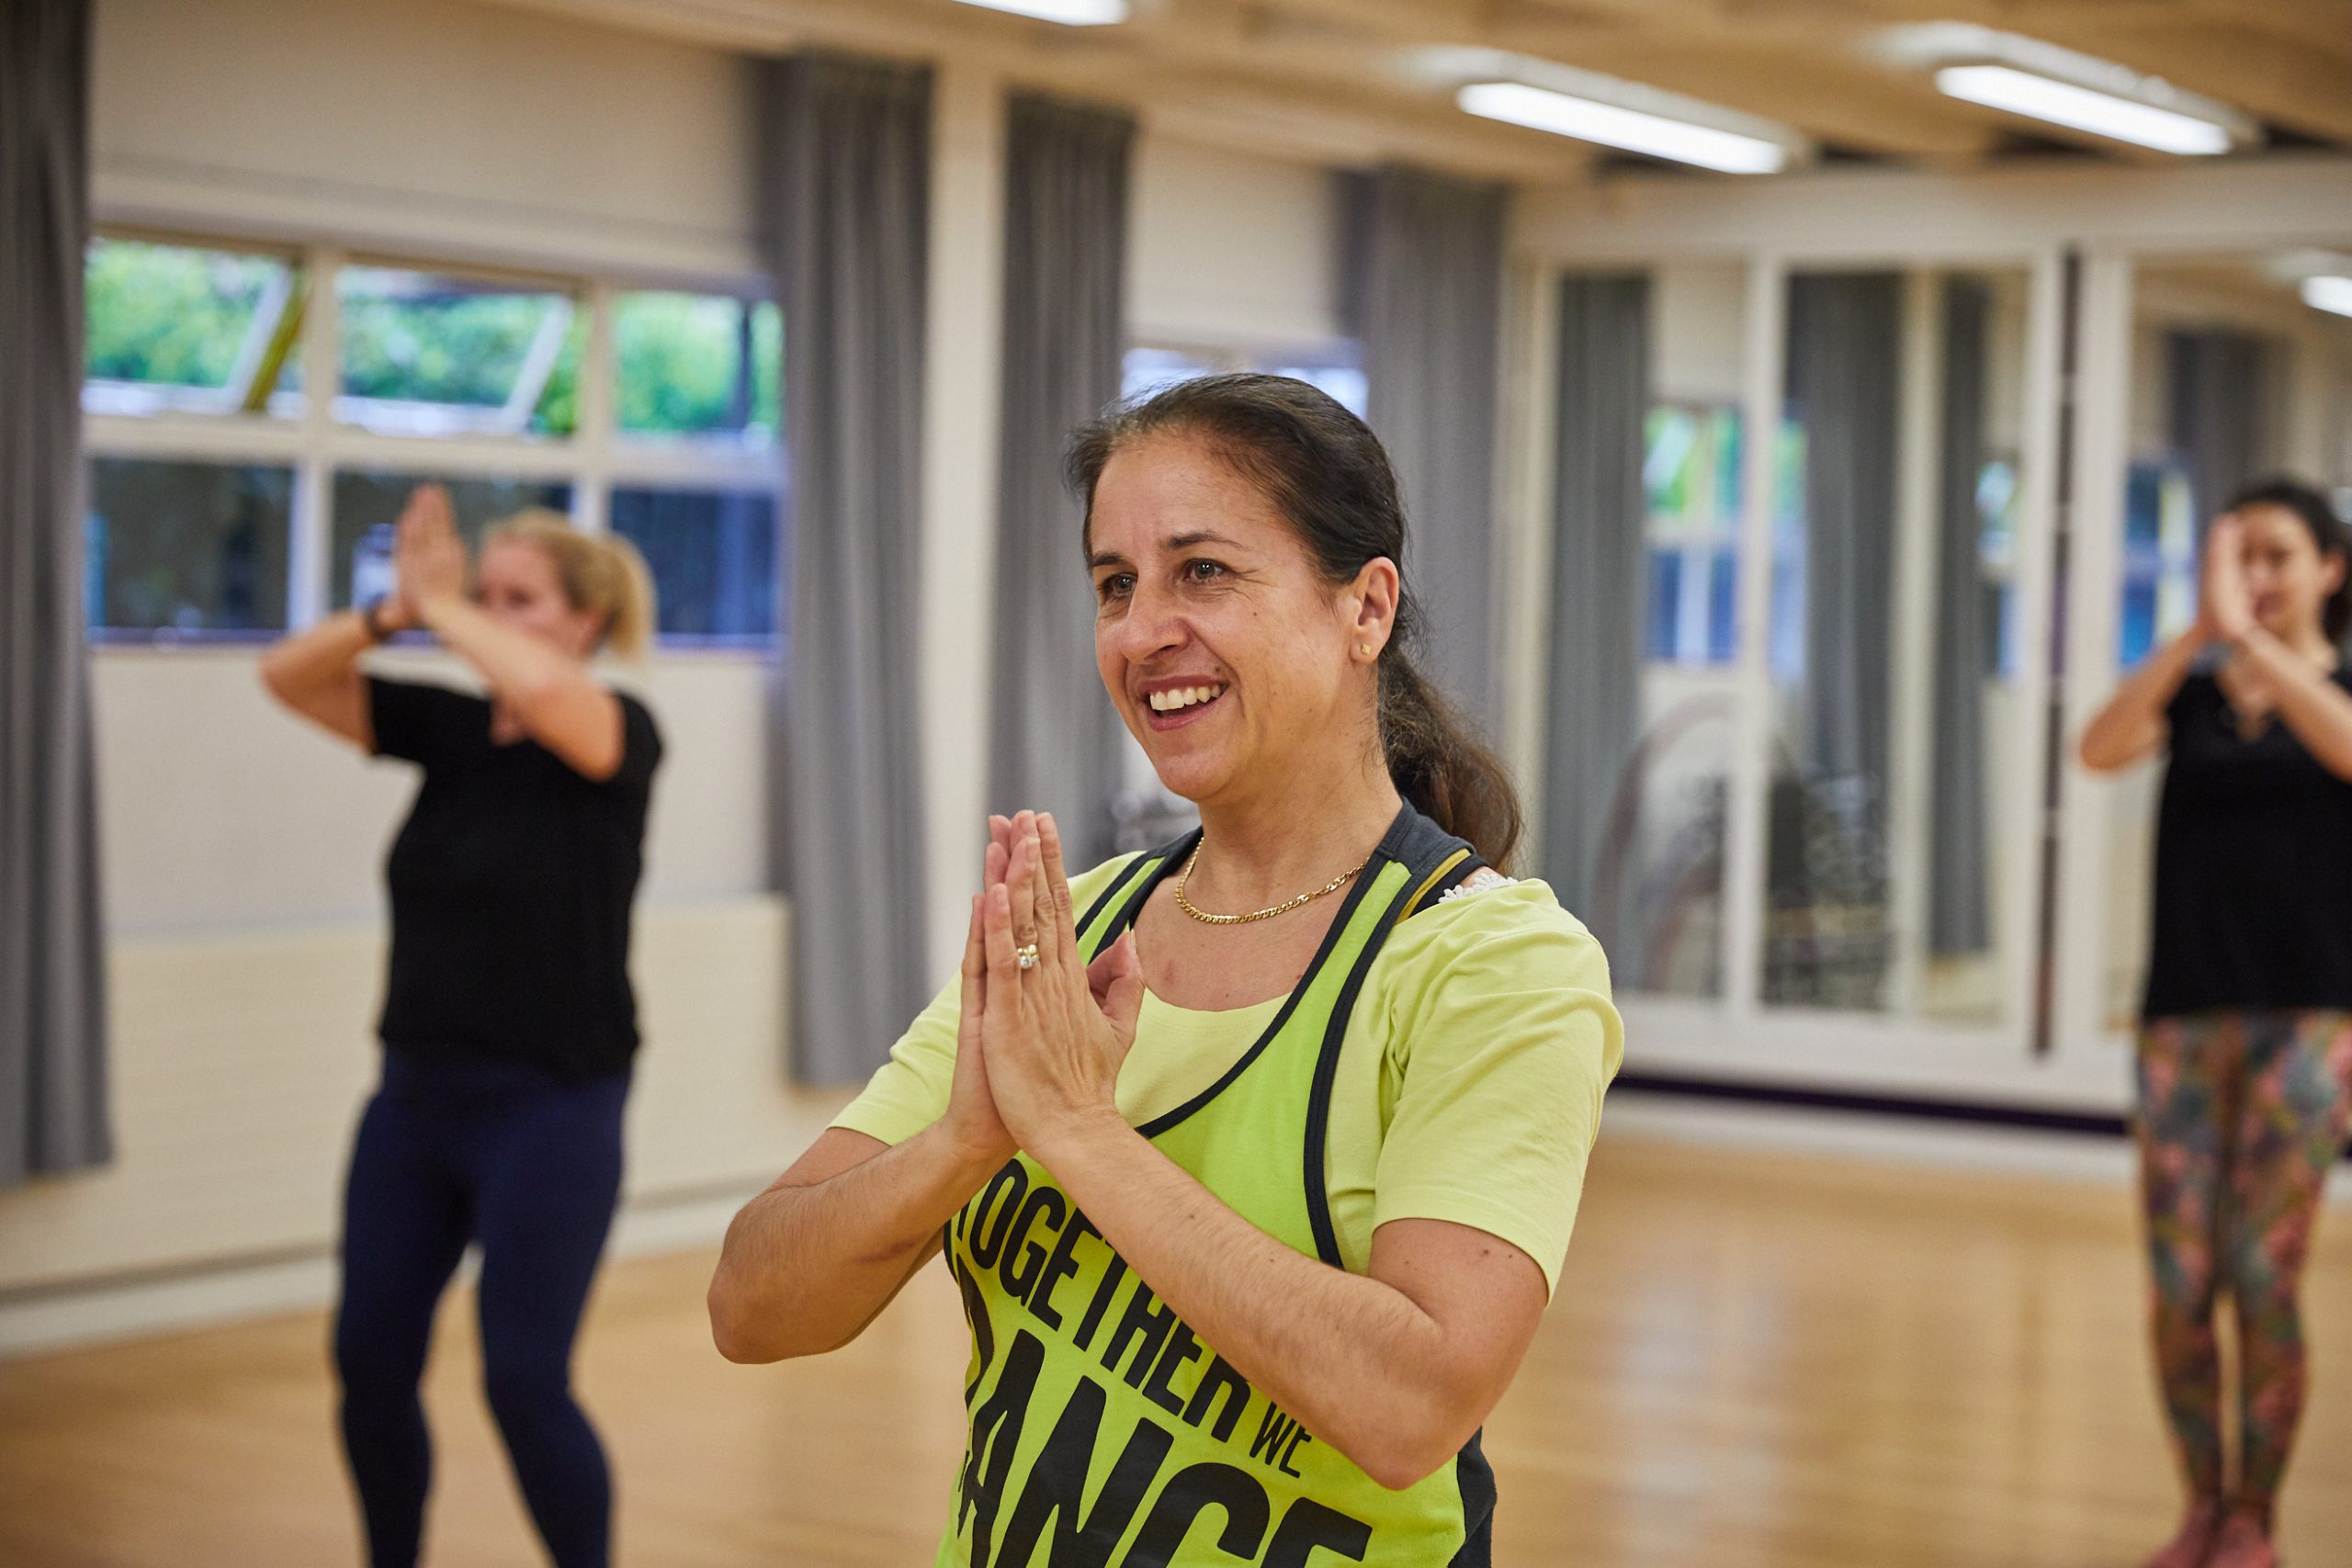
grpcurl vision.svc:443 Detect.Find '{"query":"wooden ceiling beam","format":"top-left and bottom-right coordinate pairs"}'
top-left (1490, 34), bottom-right (2005, 158)
top-left (2022, 19), bottom-right (2352, 144)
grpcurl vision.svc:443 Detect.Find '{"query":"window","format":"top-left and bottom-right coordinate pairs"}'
top-left (2121, 459), bottom-right (2197, 667)
top-left (330, 474), bottom-right (573, 612)
top-left (84, 238), bottom-right (303, 418)
top-left (1642, 404), bottom-right (1742, 666)
top-left (1120, 343), bottom-right (1367, 417)
top-left (1255, 354), bottom-right (1368, 418)
top-left (1123, 346), bottom-right (1220, 402)
top-left (1976, 456), bottom-right (2022, 681)
top-left (85, 459), bottom-right (294, 636)
top-left (335, 265), bottom-right (582, 437)
top-left (615, 292), bottom-right (782, 444)
top-left (610, 489), bottom-right (782, 644)
top-left (81, 232), bottom-right (786, 649)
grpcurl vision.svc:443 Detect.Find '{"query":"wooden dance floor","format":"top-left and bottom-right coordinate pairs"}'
top-left (4, 1130), bottom-right (2348, 1566)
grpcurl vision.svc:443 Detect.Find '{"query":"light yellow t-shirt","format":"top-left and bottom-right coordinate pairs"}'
top-left (831, 858), bottom-right (1623, 1297)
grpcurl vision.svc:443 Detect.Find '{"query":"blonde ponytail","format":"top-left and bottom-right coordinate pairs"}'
top-left (484, 509), bottom-right (658, 660)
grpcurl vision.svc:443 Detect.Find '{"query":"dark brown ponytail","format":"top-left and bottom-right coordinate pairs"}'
top-left (1067, 373), bottom-right (1524, 871)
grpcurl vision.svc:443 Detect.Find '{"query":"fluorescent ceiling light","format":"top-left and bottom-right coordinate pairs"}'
top-left (1935, 64), bottom-right (2231, 154)
top-left (953, 0), bottom-right (1127, 24)
top-left (1459, 81), bottom-right (1788, 174)
top-left (2305, 276), bottom-right (2352, 320)
top-left (1883, 24), bottom-right (2255, 155)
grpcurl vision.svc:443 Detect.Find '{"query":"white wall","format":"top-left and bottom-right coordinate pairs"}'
top-left (1651, 262), bottom-right (1747, 405)
top-left (92, 0), bottom-right (760, 283)
top-left (96, 649), bottom-right (773, 934)
top-left (1126, 136), bottom-right (1343, 351)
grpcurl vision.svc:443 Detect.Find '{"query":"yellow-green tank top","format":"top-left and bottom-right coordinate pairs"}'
top-left (934, 805), bottom-right (1495, 1568)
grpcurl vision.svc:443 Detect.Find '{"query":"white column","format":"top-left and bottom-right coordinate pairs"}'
top-left (2049, 247), bottom-right (2136, 1069)
top-left (1885, 268), bottom-right (1945, 1016)
top-left (1495, 247), bottom-right (1561, 867)
top-left (919, 62), bottom-right (1008, 986)
top-left (1720, 255), bottom-right (1788, 1022)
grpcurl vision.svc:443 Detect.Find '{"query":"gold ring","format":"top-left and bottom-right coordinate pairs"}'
top-left (1015, 943), bottom-right (1040, 971)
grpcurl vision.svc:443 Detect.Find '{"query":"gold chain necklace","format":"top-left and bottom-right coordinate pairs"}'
top-left (1172, 842), bottom-right (1369, 926)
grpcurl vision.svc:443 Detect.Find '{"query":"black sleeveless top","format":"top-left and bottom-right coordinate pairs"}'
top-left (2143, 667), bottom-right (2352, 1021)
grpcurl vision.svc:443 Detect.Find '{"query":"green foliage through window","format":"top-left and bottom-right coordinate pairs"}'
top-left (616, 293), bottom-right (779, 439)
top-left (84, 238), bottom-right (302, 412)
top-left (337, 267), bottom-right (580, 435)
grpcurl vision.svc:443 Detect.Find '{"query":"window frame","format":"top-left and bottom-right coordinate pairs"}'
top-left (83, 233), bottom-right (785, 654)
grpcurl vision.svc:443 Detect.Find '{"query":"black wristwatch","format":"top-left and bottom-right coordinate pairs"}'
top-left (361, 596), bottom-right (399, 644)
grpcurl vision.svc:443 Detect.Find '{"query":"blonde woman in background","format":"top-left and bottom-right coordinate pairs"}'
top-left (260, 485), bottom-right (662, 1568)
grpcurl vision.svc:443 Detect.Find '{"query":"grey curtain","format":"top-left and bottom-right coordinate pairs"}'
top-left (1, 0), bottom-right (110, 1184)
top-left (1765, 271), bottom-right (1904, 1007)
top-left (758, 52), bottom-right (933, 1084)
top-left (1542, 275), bottom-right (1649, 944)
top-left (2168, 327), bottom-right (2272, 524)
top-left (1345, 165), bottom-right (1509, 727)
top-left (1788, 272), bottom-right (1904, 800)
top-left (1928, 277), bottom-right (1992, 958)
top-left (988, 93), bottom-right (1135, 867)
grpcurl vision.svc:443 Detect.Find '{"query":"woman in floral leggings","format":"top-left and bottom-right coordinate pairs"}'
top-left (2082, 479), bottom-right (2352, 1568)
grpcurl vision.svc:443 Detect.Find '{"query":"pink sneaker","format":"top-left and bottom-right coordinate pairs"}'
top-left (2203, 1512), bottom-right (2278, 1568)
top-left (2140, 1500), bottom-right (2222, 1568)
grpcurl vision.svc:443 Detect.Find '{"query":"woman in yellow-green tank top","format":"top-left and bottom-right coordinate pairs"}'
top-left (709, 374), bottom-right (1624, 1566)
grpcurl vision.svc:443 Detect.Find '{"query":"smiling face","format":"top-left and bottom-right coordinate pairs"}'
top-left (1087, 431), bottom-right (1395, 810)
top-left (476, 538), bottom-right (605, 661)
top-left (2232, 501), bottom-right (2345, 645)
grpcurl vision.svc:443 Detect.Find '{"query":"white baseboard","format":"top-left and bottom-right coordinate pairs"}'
top-left (1604, 1089), bottom-right (2352, 1203)
top-left (0, 1183), bottom-right (762, 1362)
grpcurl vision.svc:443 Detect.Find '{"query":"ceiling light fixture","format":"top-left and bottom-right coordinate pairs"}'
top-left (1934, 66), bottom-right (2231, 155)
top-left (1459, 82), bottom-right (1788, 173)
top-left (1403, 49), bottom-right (1809, 174)
top-left (953, 0), bottom-right (1128, 25)
top-left (1881, 23), bottom-right (2255, 156)
top-left (2304, 276), bottom-right (2352, 320)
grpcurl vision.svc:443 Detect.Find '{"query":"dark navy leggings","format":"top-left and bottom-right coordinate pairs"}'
top-left (334, 1051), bottom-right (628, 1568)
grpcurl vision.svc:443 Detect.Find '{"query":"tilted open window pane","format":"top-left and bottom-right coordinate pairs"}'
top-left (84, 238), bottom-right (304, 418)
top-left (329, 472), bottom-right (573, 611)
top-left (615, 293), bottom-right (779, 442)
top-left (86, 458), bottom-right (293, 635)
top-left (336, 267), bottom-right (581, 437)
top-left (609, 488), bottom-right (782, 645)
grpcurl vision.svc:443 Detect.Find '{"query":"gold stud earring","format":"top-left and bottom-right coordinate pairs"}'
top-left (1358, 643), bottom-right (1373, 658)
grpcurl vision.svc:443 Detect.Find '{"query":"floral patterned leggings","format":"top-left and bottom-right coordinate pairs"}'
top-left (2134, 1010), bottom-right (2352, 1519)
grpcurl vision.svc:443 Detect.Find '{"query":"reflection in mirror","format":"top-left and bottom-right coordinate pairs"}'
top-left (1545, 264), bottom-right (1747, 998)
top-left (1759, 267), bottom-right (2032, 1024)
top-left (2099, 253), bottom-right (2352, 1028)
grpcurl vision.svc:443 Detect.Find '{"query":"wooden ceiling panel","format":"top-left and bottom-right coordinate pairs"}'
top-left (2028, 18), bottom-right (2352, 144)
top-left (1524, 40), bottom-right (2004, 158)
top-left (468, 0), bottom-right (2352, 178)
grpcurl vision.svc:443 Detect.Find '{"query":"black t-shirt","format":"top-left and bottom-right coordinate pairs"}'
top-left (2143, 667), bottom-right (2352, 1020)
top-left (369, 675), bottom-right (662, 1077)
